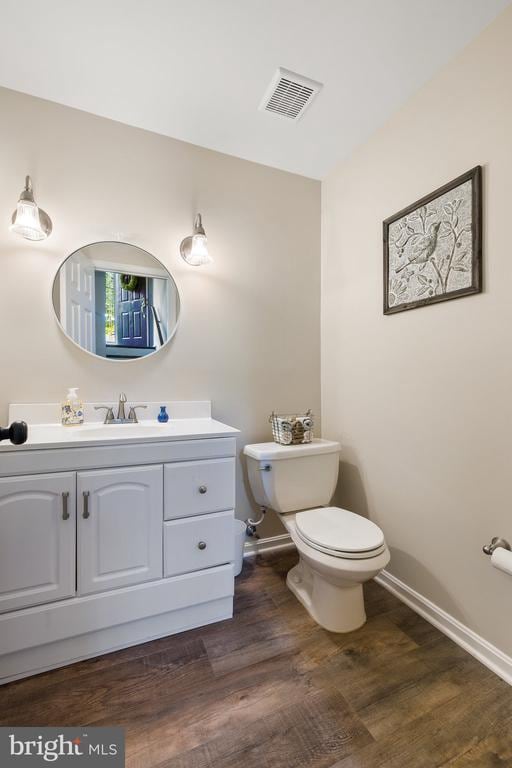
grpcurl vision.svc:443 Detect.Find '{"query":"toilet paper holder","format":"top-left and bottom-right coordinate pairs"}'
top-left (483, 537), bottom-right (511, 555)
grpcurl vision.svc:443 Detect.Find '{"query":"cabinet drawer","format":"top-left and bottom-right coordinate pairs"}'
top-left (164, 510), bottom-right (234, 577)
top-left (164, 458), bottom-right (235, 519)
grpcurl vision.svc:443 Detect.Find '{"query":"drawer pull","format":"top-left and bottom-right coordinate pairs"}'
top-left (62, 491), bottom-right (70, 520)
top-left (198, 485), bottom-right (208, 495)
top-left (83, 490), bottom-right (90, 519)
top-left (197, 541), bottom-right (207, 550)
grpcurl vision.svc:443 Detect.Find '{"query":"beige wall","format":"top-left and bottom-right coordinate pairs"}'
top-left (322, 7), bottom-right (512, 655)
top-left (0, 86), bottom-right (321, 538)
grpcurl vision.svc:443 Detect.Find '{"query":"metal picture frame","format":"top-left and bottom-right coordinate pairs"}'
top-left (383, 166), bottom-right (482, 314)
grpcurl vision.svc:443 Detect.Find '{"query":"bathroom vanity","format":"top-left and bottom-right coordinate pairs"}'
top-left (0, 401), bottom-right (238, 683)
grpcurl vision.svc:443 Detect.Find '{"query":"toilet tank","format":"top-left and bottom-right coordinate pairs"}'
top-left (243, 439), bottom-right (341, 513)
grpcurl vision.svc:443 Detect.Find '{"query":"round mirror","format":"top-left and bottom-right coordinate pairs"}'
top-left (52, 242), bottom-right (180, 361)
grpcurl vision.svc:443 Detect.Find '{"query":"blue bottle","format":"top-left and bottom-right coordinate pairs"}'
top-left (157, 406), bottom-right (169, 423)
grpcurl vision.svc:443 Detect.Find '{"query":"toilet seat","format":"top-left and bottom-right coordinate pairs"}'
top-left (295, 507), bottom-right (386, 560)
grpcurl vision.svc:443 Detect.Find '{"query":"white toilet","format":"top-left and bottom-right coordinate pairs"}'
top-left (244, 439), bottom-right (390, 633)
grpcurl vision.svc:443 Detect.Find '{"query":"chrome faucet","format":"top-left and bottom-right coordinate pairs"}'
top-left (117, 393), bottom-right (127, 421)
top-left (94, 395), bottom-right (147, 424)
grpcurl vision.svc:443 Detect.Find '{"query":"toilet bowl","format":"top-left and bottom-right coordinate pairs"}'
top-left (243, 440), bottom-right (390, 633)
top-left (284, 510), bottom-right (390, 632)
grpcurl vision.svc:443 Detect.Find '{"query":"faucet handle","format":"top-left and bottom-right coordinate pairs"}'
top-left (128, 405), bottom-right (147, 423)
top-left (94, 406), bottom-right (114, 424)
top-left (119, 393), bottom-right (127, 402)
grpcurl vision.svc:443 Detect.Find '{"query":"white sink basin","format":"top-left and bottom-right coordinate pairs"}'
top-left (66, 423), bottom-right (168, 440)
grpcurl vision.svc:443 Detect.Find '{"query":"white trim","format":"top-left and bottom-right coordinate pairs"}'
top-left (376, 570), bottom-right (512, 686)
top-left (244, 533), bottom-right (295, 557)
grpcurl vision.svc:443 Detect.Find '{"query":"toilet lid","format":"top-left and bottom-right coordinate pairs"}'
top-left (295, 507), bottom-right (384, 554)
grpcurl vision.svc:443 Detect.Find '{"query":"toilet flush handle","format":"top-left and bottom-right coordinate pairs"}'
top-left (258, 464), bottom-right (272, 472)
top-left (483, 537), bottom-right (511, 555)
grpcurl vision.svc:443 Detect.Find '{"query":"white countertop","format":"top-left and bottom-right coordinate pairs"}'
top-left (2, 401), bottom-right (239, 451)
top-left (0, 419), bottom-right (239, 452)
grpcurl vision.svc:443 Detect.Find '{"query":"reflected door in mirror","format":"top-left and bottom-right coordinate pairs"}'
top-left (116, 274), bottom-right (150, 349)
top-left (60, 249), bottom-right (95, 354)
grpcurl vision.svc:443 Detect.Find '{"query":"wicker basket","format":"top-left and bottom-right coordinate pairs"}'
top-left (269, 410), bottom-right (314, 446)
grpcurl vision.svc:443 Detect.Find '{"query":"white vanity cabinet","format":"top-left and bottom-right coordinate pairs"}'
top-left (0, 408), bottom-right (239, 685)
top-left (0, 472), bottom-right (76, 614)
top-left (77, 465), bottom-right (163, 595)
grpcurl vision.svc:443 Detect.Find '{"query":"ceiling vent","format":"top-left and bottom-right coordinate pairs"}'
top-left (259, 67), bottom-right (323, 121)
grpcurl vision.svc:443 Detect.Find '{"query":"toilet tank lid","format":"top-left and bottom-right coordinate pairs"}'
top-left (243, 438), bottom-right (340, 461)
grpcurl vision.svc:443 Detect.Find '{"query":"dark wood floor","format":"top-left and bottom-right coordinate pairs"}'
top-left (1, 550), bottom-right (512, 767)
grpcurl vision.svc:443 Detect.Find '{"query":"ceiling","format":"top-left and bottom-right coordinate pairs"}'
top-left (0, 0), bottom-right (509, 179)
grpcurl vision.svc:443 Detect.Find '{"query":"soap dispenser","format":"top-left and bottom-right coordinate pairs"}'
top-left (62, 387), bottom-right (84, 426)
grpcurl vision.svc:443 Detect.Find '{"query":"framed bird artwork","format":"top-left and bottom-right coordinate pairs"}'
top-left (383, 166), bottom-right (482, 314)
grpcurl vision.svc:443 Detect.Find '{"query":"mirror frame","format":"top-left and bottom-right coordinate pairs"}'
top-left (51, 241), bottom-right (181, 363)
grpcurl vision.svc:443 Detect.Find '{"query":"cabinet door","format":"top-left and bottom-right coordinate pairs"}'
top-left (0, 472), bottom-right (76, 613)
top-left (78, 465), bottom-right (163, 595)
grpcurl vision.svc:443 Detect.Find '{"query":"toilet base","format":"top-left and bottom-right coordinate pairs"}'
top-left (286, 560), bottom-right (366, 633)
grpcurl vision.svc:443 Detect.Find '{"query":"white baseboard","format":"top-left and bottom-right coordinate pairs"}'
top-left (376, 570), bottom-right (512, 686)
top-left (244, 533), bottom-right (295, 557)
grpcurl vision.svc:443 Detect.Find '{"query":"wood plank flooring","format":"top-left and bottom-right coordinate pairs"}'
top-left (1, 550), bottom-right (511, 767)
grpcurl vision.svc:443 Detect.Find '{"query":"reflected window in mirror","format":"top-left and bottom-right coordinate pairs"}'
top-left (52, 242), bottom-right (180, 361)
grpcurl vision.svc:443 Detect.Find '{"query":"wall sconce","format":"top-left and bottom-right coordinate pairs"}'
top-left (10, 176), bottom-right (52, 241)
top-left (180, 214), bottom-right (212, 266)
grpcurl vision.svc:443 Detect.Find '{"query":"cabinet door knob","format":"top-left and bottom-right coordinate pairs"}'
top-left (199, 485), bottom-right (207, 495)
top-left (62, 491), bottom-right (70, 520)
top-left (197, 541), bottom-right (207, 550)
top-left (83, 490), bottom-right (90, 519)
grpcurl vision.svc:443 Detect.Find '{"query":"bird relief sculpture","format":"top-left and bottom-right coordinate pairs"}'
top-left (386, 178), bottom-right (475, 311)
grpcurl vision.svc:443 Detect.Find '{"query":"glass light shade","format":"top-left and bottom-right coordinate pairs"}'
top-left (10, 200), bottom-right (47, 241)
top-left (187, 233), bottom-right (212, 266)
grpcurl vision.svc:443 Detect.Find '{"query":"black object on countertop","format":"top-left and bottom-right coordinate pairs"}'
top-left (0, 421), bottom-right (28, 445)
